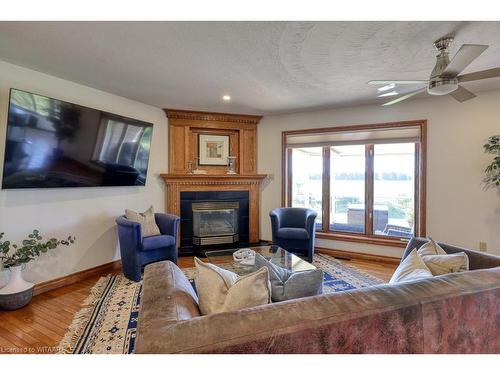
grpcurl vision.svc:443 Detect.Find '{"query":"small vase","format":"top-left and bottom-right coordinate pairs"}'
top-left (0, 265), bottom-right (34, 310)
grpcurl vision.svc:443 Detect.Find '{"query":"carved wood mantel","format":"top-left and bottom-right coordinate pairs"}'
top-left (161, 174), bottom-right (268, 243)
top-left (164, 109), bottom-right (262, 175)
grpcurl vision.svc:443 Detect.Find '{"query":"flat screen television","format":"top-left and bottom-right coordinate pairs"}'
top-left (2, 88), bottom-right (154, 189)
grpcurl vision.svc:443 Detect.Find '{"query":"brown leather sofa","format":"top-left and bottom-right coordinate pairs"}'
top-left (135, 238), bottom-right (500, 353)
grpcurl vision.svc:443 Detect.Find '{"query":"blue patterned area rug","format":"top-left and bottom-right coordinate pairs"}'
top-left (58, 253), bottom-right (383, 354)
top-left (313, 253), bottom-right (383, 293)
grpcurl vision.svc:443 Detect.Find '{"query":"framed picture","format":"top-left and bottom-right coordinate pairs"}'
top-left (198, 134), bottom-right (230, 166)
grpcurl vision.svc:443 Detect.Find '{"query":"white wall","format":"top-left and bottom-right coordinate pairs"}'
top-left (258, 90), bottom-right (500, 257)
top-left (2, 58), bottom-right (499, 285)
top-left (0, 60), bottom-right (168, 286)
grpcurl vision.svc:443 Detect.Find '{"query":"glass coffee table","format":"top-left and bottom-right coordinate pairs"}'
top-left (204, 245), bottom-right (316, 276)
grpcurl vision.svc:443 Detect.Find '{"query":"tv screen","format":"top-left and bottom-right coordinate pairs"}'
top-left (2, 88), bottom-right (153, 189)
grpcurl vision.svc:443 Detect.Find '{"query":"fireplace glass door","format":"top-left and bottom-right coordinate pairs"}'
top-left (192, 201), bottom-right (239, 245)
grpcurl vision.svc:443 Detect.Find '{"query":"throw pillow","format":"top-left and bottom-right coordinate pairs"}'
top-left (417, 238), bottom-right (447, 256)
top-left (389, 249), bottom-right (433, 284)
top-left (419, 252), bottom-right (469, 276)
top-left (254, 253), bottom-right (324, 302)
top-left (194, 257), bottom-right (271, 315)
top-left (125, 206), bottom-right (161, 237)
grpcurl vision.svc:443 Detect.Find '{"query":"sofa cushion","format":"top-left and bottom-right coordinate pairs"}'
top-left (255, 253), bottom-right (323, 302)
top-left (420, 252), bottom-right (469, 276)
top-left (390, 249), bottom-right (433, 283)
top-left (277, 227), bottom-right (310, 240)
top-left (417, 238), bottom-right (447, 256)
top-left (142, 234), bottom-right (175, 251)
top-left (194, 257), bottom-right (271, 315)
top-left (125, 205), bottom-right (161, 237)
top-left (402, 237), bottom-right (500, 271)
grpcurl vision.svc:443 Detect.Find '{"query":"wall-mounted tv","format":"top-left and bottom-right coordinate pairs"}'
top-left (2, 88), bottom-right (154, 189)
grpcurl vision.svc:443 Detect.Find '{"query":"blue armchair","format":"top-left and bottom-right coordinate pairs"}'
top-left (269, 208), bottom-right (317, 263)
top-left (116, 213), bottom-right (180, 282)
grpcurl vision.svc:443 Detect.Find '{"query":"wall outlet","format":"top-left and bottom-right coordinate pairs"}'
top-left (479, 242), bottom-right (488, 252)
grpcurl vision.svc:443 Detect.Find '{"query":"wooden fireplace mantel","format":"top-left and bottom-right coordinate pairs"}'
top-left (161, 174), bottom-right (268, 243)
top-left (161, 174), bottom-right (268, 184)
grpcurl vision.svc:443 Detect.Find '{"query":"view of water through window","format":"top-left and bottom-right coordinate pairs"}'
top-left (373, 143), bottom-right (415, 237)
top-left (330, 145), bottom-right (365, 233)
top-left (291, 147), bottom-right (323, 227)
top-left (289, 142), bottom-right (416, 238)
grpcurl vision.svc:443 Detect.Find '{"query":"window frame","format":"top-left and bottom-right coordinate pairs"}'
top-left (282, 120), bottom-right (427, 248)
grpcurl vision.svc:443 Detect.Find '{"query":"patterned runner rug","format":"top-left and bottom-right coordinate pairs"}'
top-left (58, 253), bottom-right (383, 354)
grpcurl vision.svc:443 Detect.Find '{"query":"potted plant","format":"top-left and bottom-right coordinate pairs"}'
top-left (0, 230), bottom-right (75, 310)
top-left (483, 135), bottom-right (500, 189)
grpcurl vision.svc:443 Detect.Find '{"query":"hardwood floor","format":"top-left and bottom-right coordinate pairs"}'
top-left (335, 258), bottom-right (397, 282)
top-left (0, 254), bottom-right (396, 353)
top-left (0, 275), bottom-right (106, 354)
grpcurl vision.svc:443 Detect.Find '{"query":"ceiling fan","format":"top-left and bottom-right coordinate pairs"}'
top-left (368, 36), bottom-right (500, 106)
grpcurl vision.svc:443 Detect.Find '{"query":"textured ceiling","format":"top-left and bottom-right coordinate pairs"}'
top-left (0, 21), bottom-right (500, 115)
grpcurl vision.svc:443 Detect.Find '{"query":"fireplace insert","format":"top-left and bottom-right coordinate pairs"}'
top-left (192, 201), bottom-right (239, 246)
top-left (179, 190), bottom-right (249, 254)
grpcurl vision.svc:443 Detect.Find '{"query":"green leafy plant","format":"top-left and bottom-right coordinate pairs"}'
top-left (483, 135), bottom-right (500, 189)
top-left (0, 230), bottom-right (75, 269)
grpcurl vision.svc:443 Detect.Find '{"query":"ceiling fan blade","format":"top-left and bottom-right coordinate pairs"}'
top-left (368, 80), bottom-right (428, 85)
top-left (442, 44), bottom-right (488, 77)
top-left (382, 88), bottom-right (427, 106)
top-left (458, 67), bottom-right (500, 83)
top-left (449, 85), bottom-right (476, 102)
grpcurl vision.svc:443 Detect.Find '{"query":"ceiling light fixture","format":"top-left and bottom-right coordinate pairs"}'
top-left (222, 95), bottom-right (231, 101)
top-left (378, 91), bottom-right (399, 97)
top-left (427, 79), bottom-right (458, 95)
top-left (377, 83), bottom-right (396, 92)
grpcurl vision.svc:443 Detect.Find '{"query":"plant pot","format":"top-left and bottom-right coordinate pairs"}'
top-left (0, 265), bottom-right (34, 310)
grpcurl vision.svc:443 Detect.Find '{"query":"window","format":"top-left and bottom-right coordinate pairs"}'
top-left (330, 145), bottom-right (365, 234)
top-left (373, 143), bottom-right (415, 237)
top-left (290, 147), bottom-right (323, 228)
top-left (283, 121), bottom-right (426, 246)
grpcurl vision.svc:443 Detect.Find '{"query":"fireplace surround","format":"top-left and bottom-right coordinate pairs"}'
top-left (179, 191), bottom-right (249, 253)
top-left (161, 174), bottom-right (267, 254)
top-left (160, 109), bottom-right (267, 255)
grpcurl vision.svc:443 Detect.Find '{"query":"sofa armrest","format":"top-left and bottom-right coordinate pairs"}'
top-left (135, 261), bottom-right (200, 353)
top-left (116, 216), bottom-right (143, 245)
top-left (439, 243), bottom-right (500, 270)
top-left (269, 209), bottom-right (281, 225)
top-left (155, 213), bottom-right (180, 238)
top-left (269, 209), bottom-right (281, 242)
top-left (304, 209), bottom-right (318, 234)
top-left (401, 237), bottom-right (500, 270)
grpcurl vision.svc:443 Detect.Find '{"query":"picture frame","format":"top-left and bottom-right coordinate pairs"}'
top-left (198, 134), bottom-right (230, 166)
